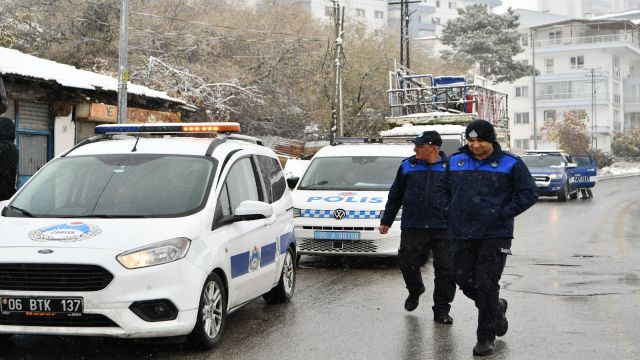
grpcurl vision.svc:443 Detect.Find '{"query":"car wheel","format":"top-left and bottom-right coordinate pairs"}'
top-left (569, 192), bottom-right (578, 200)
top-left (188, 272), bottom-right (227, 351)
top-left (557, 183), bottom-right (568, 202)
top-left (263, 247), bottom-right (296, 303)
top-left (587, 189), bottom-right (593, 198)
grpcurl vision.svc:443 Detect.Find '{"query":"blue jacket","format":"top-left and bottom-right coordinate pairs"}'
top-left (381, 152), bottom-right (448, 230)
top-left (436, 144), bottom-right (537, 240)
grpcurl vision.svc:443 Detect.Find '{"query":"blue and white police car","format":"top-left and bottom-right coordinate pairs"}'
top-left (287, 141), bottom-right (413, 258)
top-left (522, 150), bottom-right (581, 202)
top-left (0, 123), bottom-right (296, 350)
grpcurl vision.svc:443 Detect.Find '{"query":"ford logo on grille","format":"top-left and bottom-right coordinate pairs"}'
top-left (38, 249), bottom-right (54, 254)
top-left (333, 209), bottom-right (347, 220)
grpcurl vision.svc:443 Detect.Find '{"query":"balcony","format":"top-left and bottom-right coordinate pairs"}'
top-left (534, 33), bottom-right (637, 48)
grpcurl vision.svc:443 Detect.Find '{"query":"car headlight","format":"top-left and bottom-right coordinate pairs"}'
top-left (117, 237), bottom-right (191, 269)
top-left (549, 173), bottom-right (563, 180)
top-left (293, 208), bottom-right (302, 217)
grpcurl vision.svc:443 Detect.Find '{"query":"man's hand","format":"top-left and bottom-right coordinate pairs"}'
top-left (378, 224), bottom-right (390, 234)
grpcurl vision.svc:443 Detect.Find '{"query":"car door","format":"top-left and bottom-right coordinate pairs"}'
top-left (211, 155), bottom-right (276, 306)
top-left (255, 155), bottom-right (294, 285)
top-left (569, 154), bottom-right (597, 189)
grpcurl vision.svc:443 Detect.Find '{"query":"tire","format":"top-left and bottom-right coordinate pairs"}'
top-left (587, 189), bottom-right (593, 198)
top-left (263, 247), bottom-right (296, 303)
top-left (569, 192), bottom-right (578, 200)
top-left (557, 183), bottom-right (569, 202)
top-left (187, 273), bottom-right (227, 351)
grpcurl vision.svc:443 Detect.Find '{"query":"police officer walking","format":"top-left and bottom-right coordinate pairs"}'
top-left (436, 119), bottom-right (537, 356)
top-left (379, 130), bottom-right (456, 324)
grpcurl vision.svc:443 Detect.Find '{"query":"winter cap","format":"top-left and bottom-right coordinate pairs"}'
top-left (465, 119), bottom-right (496, 143)
top-left (411, 130), bottom-right (442, 146)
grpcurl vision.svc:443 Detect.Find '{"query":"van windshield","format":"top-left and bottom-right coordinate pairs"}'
top-left (7, 154), bottom-right (216, 218)
top-left (298, 156), bottom-right (404, 191)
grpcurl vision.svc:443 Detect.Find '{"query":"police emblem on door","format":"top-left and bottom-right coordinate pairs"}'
top-left (333, 209), bottom-right (347, 220)
top-left (249, 245), bottom-right (261, 272)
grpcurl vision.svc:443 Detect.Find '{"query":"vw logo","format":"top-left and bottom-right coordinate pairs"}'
top-left (38, 249), bottom-right (54, 254)
top-left (333, 209), bottom-right (347, 220)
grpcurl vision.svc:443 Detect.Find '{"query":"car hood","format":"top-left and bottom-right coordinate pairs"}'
top-left (527, 167), bottom-right (564, 175)
top-left (292, 190), bottom-right (387, 210)
top-left (0, 216), bottom-right (204, 251)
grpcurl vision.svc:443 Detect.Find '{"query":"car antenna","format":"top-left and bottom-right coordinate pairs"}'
top-left (131, 117), bottom-right (150, 153)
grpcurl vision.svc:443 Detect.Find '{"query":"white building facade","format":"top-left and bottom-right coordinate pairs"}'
top-left (282, 0), bottom-right (389, 30)
top-left (498, 10), bottom-right (640, 154)
top-left (538, 0), bottom-right (640, 18)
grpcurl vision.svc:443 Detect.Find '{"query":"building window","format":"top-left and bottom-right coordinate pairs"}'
top-left (515, 86), bottom-right (529, 97)
top-left (570, 55), bottom-right (584, 69)
top-left (613, 55), bottom-right (621, 78)
top-left (520, 33), bottom-right (529, 47)
top-left (436, 0), bottom-right (441, 7)
top-left (614, 110), bottom-right (621, 132)
top-left (432, 17), bottom-right (441, 25)
top-left (449, 2), bottom-right (456, 9)
top-left (374, 10), bottom-right (384, 19)
top-left (517, 59), bottom-right (529, 66)
top-left (514, 112), bottom-right (530, 124)
top-left (543, 110), bottom-right (556, 125)
top-left (514, 139), bottom-right (530, 150)
top-left (549, 30), bottom-right (561, 44)
top-left (325, 6), bottom-right (332, 17)
top-left (355, 8), bottom-right (365, 18)
top-left (545, 58), bottom-right (554, 73)
top-left (624, 112), bottom-right (640, 131)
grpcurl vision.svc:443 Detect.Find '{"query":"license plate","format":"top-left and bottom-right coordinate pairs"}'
top-left (314, 231), bottom-right (361, 241)
top-left (571, 175), bottom-right (591, 183)
top-left (1, 296), bottom-right (83, 317)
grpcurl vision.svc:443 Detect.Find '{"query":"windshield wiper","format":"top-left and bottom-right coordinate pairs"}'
top-left (299, 180), bottom-right (328, 189)
top-left (9, 205), bottom-right (35, 217)
top-left (72, 214), bottom-right (147, 218)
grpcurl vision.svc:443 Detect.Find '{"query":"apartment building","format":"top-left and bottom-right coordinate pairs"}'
top-left (281, 0), bottom-right (389, 30)
top-left (497, 9), bottom-right (640, 153)
top-left (539, 0), bottom-right (640, 18)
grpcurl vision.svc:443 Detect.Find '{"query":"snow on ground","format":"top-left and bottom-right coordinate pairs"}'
top-left (599, 161), bottom-right (640, 178)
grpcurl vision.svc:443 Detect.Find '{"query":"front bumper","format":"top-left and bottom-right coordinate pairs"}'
top-left (295, 225), bottom-right (400, 256)
top-left (0, 247), bottom-right (207, 338)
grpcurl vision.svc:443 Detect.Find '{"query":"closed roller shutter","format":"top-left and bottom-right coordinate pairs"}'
top-left (76, 121), bottom-right (98, 142)
top-left (16, 101), bottom-right (50, 188)
top-left (18, 101), bottom-right (49, 131)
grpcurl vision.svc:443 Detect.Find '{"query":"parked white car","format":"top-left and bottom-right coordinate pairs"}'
top-left (287, 141), bottom-right (413, 258)
top-left (0, 123), bottom-right (296, 350)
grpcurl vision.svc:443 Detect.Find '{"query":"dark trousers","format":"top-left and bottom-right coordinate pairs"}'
top-left (451, 238), bottom-right (511, 341)
top-left (398, 228), bottom-right (456, 316)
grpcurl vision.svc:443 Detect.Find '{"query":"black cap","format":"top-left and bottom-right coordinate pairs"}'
top-left (411, 130), bottom-right (442, 146)
top-left (465, 119), bottom-right (496, 143)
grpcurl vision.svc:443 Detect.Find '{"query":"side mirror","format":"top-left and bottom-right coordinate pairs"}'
top-left (234, 200), bottom-right (273, 221)
top-left (0, 200), bottom-right (9, 216)
top-left (286, 177), bottom-right (299, 189)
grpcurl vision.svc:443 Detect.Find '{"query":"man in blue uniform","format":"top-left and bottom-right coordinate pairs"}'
top-left (436, 120), bottom-right (537, 356)
top-left (379, 131), bottom-right (456, 324)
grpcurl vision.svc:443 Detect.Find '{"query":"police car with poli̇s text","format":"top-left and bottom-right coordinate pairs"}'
top-left (0, 122), bottom-right (296, 350)
top-left (286, 138), bottom-right (414, 258)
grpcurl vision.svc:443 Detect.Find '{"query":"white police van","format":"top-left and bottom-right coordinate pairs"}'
top-left (287, 139), bottom-right (413, 258)
top-left (0, 123), bottom-right (296, 350)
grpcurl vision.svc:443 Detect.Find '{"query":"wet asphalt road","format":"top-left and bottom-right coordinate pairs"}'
top-left (1, 176), bottom-right (639, 360)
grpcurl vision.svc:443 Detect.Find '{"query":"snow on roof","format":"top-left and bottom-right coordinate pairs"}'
top-left (0, 47), bottom-right (185, 104)
top-left (380, 124), bottom-right (467, 137)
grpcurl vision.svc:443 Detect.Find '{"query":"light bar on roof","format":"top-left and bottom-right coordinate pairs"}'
top-left (94, 122), bottom-right (241, 135)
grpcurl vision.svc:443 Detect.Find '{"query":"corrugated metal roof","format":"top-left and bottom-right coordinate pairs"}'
top-left (0, 47), bottom-right (185, 105)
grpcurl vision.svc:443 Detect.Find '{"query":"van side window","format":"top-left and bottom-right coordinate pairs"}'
top-left (214, 158), bottom-right (260, 225)
top-left (256, 155), bottom-right (286, 203)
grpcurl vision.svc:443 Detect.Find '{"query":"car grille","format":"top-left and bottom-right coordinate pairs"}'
top-left (0, 314), bottom-right (118, 327)
top-left (300, 239), bottom-right (379, 253)
top-left (0, 264), bottom-right (113, 291)
top-left (302, 226), bottom-right (376, 231)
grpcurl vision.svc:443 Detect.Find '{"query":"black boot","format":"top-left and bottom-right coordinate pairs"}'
top-left (404, 288), bottom-right (425, 312)
top-left (496, 298), bottom-right (508, 337)
top-left (473, 339), bottom-right (496, 356)
top-left (434, 313), bottom-right (453, 324)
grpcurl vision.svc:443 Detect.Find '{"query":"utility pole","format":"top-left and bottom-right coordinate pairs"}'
top-left (117, 0), bottom-right (129, 124)
top-left (390, 0), bottom-right (419, 69)
top-left (330, 0), bottom-right (344, 143)
top-left (530, 28), bottom-right (538, 149)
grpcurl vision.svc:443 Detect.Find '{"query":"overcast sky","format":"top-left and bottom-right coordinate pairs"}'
top-left (495, 0), bottom-right (539, 14)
